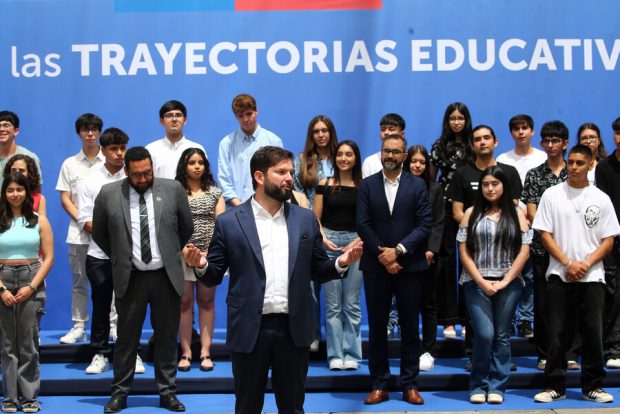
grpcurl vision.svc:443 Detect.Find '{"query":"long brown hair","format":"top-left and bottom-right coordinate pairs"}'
top-left (298, 115), bottom-right (339, 189)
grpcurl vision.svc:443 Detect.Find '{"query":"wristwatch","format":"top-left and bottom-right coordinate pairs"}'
top-left (0, 286), bottom-right (6, 294)
top-left (395, 245), bottom-right (404, 256)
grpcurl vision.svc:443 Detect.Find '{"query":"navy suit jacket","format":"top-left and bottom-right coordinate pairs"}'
top-left (198, 199), bottom-right (343, 353)
top-left (356, 171), bottom-right (432, 273)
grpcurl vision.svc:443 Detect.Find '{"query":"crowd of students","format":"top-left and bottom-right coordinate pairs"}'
top-left (0, 97), bottom-right (620, 411)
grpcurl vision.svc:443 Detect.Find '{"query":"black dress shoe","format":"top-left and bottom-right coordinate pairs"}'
top-left (104, 394), bottom-right (127, 413)
top-left (159, 394), bottom-right (185, 412)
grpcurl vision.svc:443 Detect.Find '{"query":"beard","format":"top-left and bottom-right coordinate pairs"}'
top-left (129, 179), bottom-right (153, 194)
top-left (381, 157), bottom-right (403, 172)
top-left (264, 178), bottom-right (292, 202)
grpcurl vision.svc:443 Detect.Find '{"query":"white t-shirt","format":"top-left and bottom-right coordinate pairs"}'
top-left (146, 136), bottom-right (206, 179)
top-left (532, 182), bottom-right (620, 283)
top-left (362, 152), bottom-right (382, 178)
top-left (496, 148), bottom-right (547, 185)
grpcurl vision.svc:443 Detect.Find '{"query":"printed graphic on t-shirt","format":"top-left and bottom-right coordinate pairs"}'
top-left (584, 205), bottom-right (600, 228)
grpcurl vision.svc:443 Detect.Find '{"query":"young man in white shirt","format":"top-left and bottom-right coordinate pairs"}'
top-left (532, 144), bottom-right (620, 404)
top-left (497, 115), bottom-right (546, 339)
top-left (56, 113), bottom-right (106, 344)
top-left (361, 113), bottom-right (406, 178)
top-left (146, 100), bottom-right (205, 179)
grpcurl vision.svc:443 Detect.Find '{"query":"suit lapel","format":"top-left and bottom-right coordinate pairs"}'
top-left (152, 179), bottom-right (163, 232)
top-left (120, 179), bottom-right (132, 236)
top-left (373, 172), bottom-right (391, 217)
top-left (392, 172), bottom-right (408, 215)
top-left (285, 203), bottom-right (298, 279)
top-left (236, 200), bottom-right (265, 271)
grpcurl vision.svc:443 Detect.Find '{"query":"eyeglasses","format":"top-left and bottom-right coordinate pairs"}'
top-left (79, 127), bottom-right (99, 134)
top-left (129, 170), bottom-right (153, 179)
top-left (449, 116), bottom-right (465, 123)
top-left (579, 135), bottom-right (599, 143)
top-left (0, 122), bottom-right (14, 129)
top-left (541, 138), bottom-right (564, 145)
top-left (163, 113), bottom-right (184, 120)
top-left (382, 148), bottom-right (404, 156)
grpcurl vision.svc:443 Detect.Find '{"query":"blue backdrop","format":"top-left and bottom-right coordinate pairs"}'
top-left (1, 0), bottom-right (618, 329)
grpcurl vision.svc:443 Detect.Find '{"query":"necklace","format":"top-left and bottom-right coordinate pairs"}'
top-left (567, 184), bottom-right (589, 213)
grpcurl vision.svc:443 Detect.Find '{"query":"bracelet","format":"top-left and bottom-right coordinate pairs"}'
top-left (584, 261), bottom-right (591, 271)
top-left (27, 283), bottom-right (36, 292)
top-left (565, 260), bottom-right (573, 270)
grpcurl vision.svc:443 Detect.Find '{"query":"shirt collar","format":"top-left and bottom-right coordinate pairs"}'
top-left (251, 196), bottom-right (284, 219)
top-left (78, 148), bottom-right (105, 163)
top-left (240, 125), bottom-right (261, 143)
top-left (163, 136), bottom-right (186, 149)
top-left (382, 170), bottom-right (402, 184)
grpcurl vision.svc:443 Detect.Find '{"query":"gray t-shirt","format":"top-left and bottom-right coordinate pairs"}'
top-left (0, 146), bottom-right (43, 188)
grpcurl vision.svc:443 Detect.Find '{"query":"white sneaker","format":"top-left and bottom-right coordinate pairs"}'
top-left (85, 354), bottom-right (109, 374)
top-left (606, 358), bottom-right (620, 368)
top-left (469, 393), bottom-right (485, 404)
top-left (329, 358), bottom-right (344, 370)
top-left (309, 339), bottom-right (320, 352)
top-left (60, 325), bottom-right (86, 344)
top-left (419, 352), bottom-right (434, 371)
top-left (135, 354), bottom-right (145, 374)
top-left (109, 325), bottom-right (117, 342)
top-left (343, 360), bottom-right (359, 370)
top-left (487, 393), bottom-right (503, 404)
top-left (534, 389), bottom-right (565, 403)
top-left (583, 388), bottom-right (614, 403)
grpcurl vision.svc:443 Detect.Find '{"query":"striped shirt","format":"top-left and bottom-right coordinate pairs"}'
top-left (457, 215), bottom-right (532, 284)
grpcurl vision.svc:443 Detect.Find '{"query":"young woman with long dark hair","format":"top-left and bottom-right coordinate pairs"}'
top-left (457, 166), bottom-right (530, 404)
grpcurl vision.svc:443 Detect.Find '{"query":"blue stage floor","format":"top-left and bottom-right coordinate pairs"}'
top-left (32, 389), bottom-right (620, 413)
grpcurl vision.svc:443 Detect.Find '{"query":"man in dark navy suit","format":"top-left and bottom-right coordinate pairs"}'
top-left (356, 134), bottom-right (432, 405)
top-left (186, 146), bottom-right (362, 414)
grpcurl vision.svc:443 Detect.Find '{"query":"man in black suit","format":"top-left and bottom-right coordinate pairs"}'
top-left (356, 134), bottom-right (432, 405)
top-left (186, 146), bottom-right (363, 414)
top-left (93, 146), bottom-right (194, 413)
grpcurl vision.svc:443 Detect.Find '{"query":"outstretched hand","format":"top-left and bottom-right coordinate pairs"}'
top-left (337, 240), bottom-right (363, 267)
top-left (184, 243), bottom-right (207, 268)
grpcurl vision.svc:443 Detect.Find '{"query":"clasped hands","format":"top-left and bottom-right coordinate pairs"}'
top-left (378, 246), bottom-right (402, 275)
top-left (565, 259), bottom-right (590, 281)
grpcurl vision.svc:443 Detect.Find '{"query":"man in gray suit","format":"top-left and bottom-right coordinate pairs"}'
top-left (92, 146), bottom-right (193, 413)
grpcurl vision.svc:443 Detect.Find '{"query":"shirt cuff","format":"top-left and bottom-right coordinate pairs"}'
top-left (334, 256), bottom-right (348, 273)
top-left (398, 243), bottom-right (408, 254)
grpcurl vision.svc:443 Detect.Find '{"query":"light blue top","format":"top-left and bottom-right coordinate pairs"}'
top-left (293, 154), bottom-right (333, 208)
top-left (0, 217), bottom-right (40, 259)
top-left (217, 124), bottom-right (283, 203)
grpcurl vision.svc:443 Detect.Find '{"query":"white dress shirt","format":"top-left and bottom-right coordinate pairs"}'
top-left (146, 136), bottom-right (206, 179)
top-left (251, 197), bottom-right (290, 314)
top-left (77, 165), bottom-right (126, 259)
top-left (382, 170), bottom-right (407, 253)
top-left (129, 186), bottom-right (163, 270)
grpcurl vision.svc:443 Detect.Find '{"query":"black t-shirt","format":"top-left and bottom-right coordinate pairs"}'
top-left (448, 161), bottom-right (522, 210)
top-left (316, 185), bottom-right (357, 232)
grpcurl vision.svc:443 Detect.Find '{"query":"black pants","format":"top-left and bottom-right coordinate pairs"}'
top-left (364, 271), bottom-right (424, 391)
top-left (421, 260), bottom-right (439, 354)
top-left (603, 247), bottom-right (620, 360)
top-left (85, 255), bottom-right (113, 357)
top-left (436, 213), bottom-right (460, 326)
top-left (544, 275), bottom-right (605, 394)
top-left (231, 314), bottom-right (308, 414)
top-left (533, 254), bottom-right (581, 361)
top-left (111, 268), bottom-right (180, 397)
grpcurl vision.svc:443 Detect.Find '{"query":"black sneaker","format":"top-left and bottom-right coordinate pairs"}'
top-left (517, 321), bottom-right (534, 338)
top-left (464, 358), bottom-right (472, 371)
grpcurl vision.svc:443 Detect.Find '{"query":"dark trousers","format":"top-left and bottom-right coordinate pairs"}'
top-left (111, 268), bottom-right (180, 397)
top-left (533, 254), bottom-right (581, 361)
top-left (85, 255), bottom-right (113, 356)
top-left (231, 314), bottom-right (308, 414)
top-left (436, 213), bottom-right (460, 326)
top-left (603, 247), bottom-right (620, 360)
top-left (364, 271), bottom-right (424, 391)
top-left (544, 275), bottom-right (605, 394)
top-left (421, 260), bottom-right (438, 354)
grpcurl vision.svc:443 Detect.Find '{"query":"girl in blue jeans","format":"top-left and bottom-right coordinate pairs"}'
top-left (457, 166), bottom-right (531, 404)
top-left (313, 140), bottom-right (363, 370)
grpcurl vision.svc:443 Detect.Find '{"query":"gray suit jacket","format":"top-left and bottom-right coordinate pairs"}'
top-left (92, 177), bottom-right (194, 298)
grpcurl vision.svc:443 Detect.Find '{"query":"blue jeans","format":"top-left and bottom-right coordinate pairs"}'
top-left (464, 278), bottom-right (522, 396)
top-left (323, 228), bottom-right (362, 362)
top-left (517, 257), bottom-right (534, 322)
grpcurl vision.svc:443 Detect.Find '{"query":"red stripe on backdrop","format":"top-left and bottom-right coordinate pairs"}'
top-left (235, 0), bottom-right (381, 11)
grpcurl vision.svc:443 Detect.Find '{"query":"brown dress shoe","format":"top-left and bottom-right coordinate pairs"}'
top-left (403, 389), bottom-right (424, 405)
top-left (364, 389), bottom-right (389, 404)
